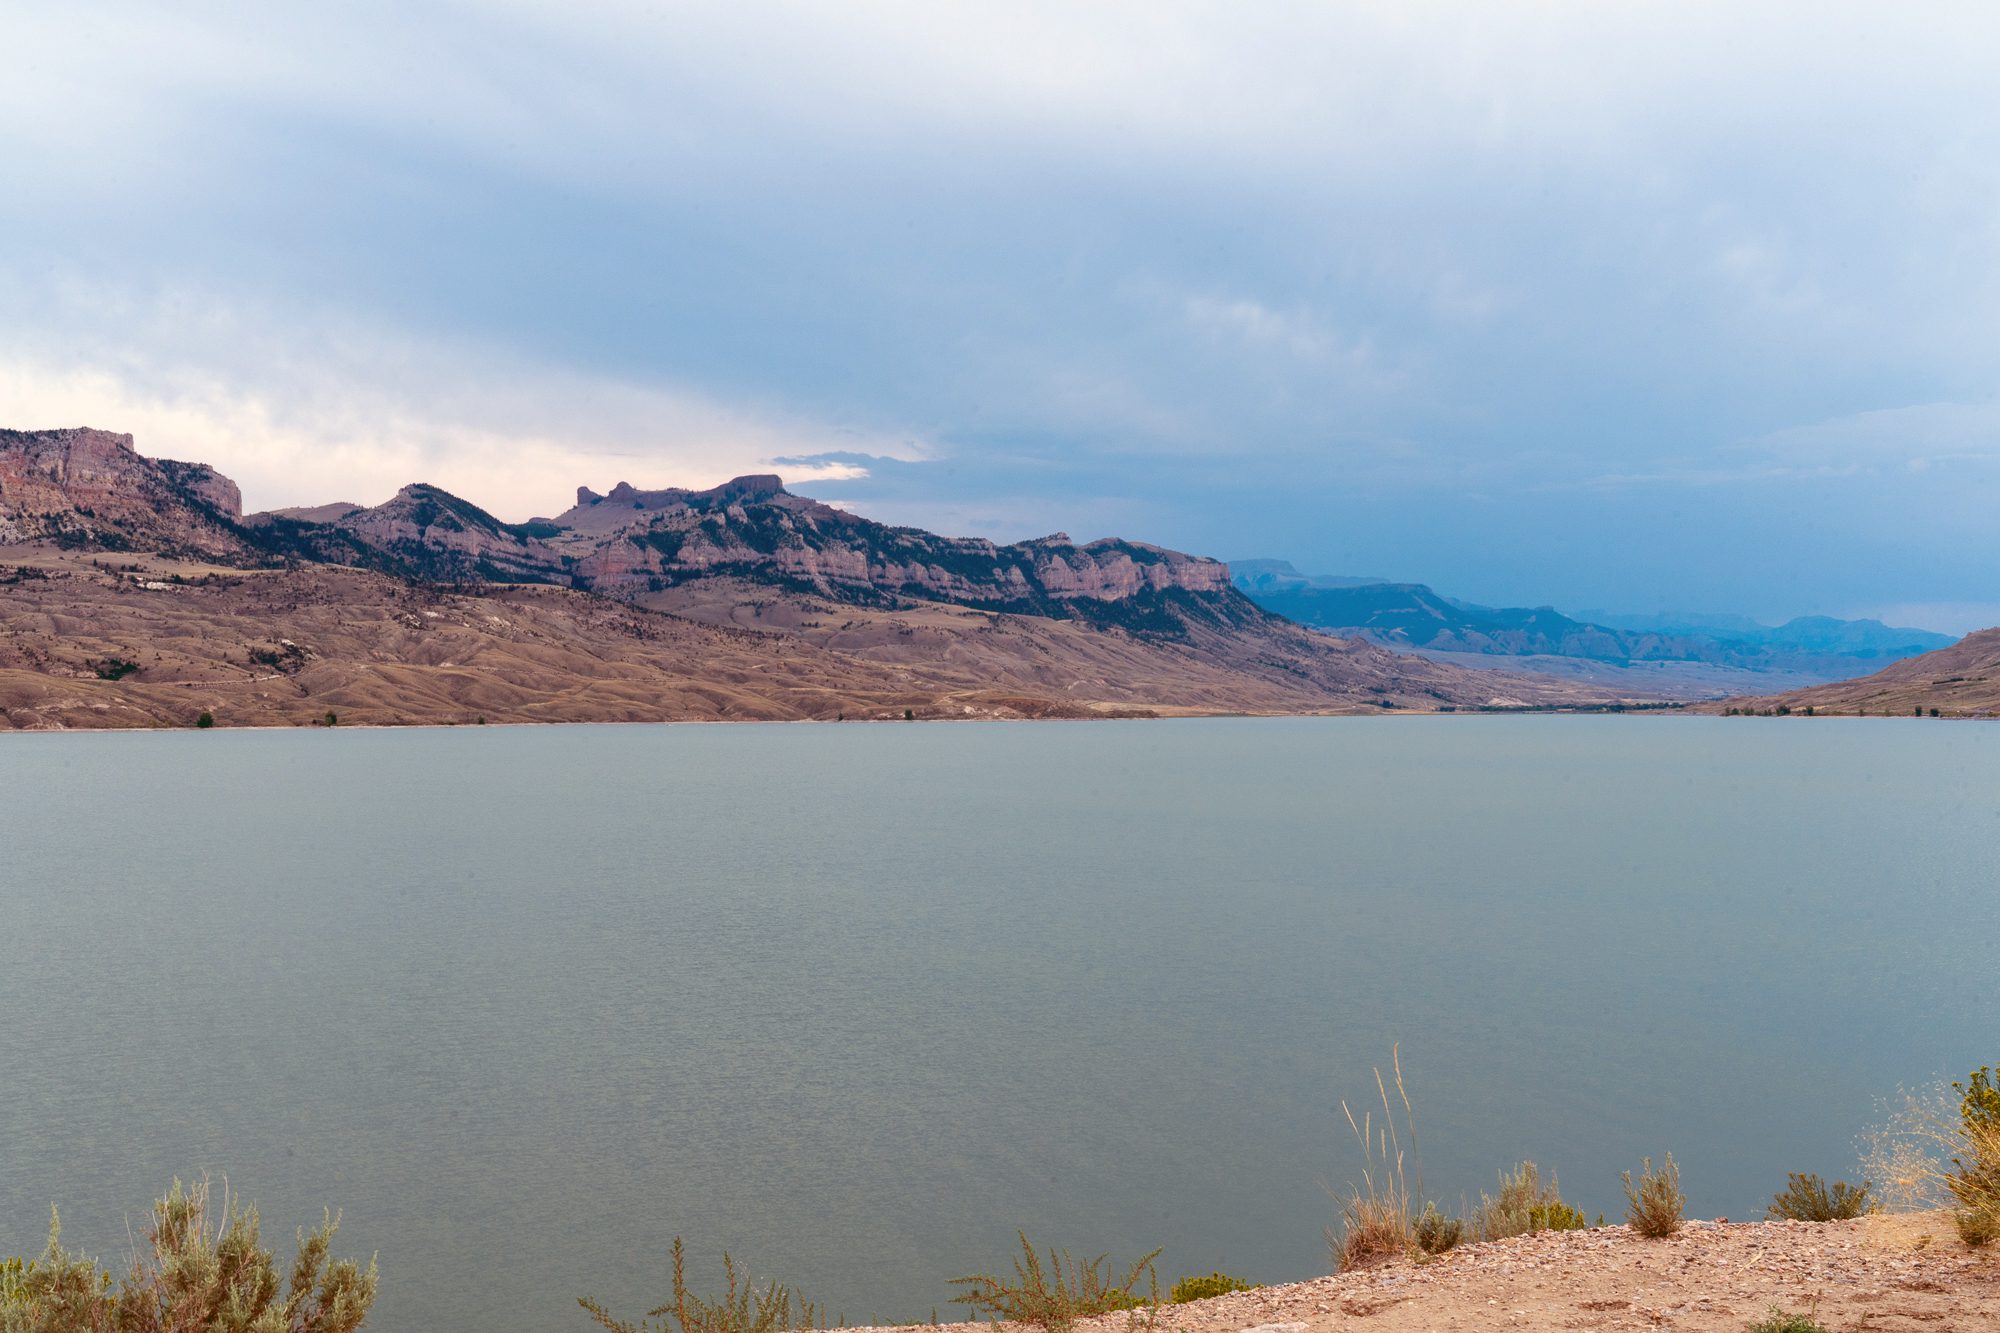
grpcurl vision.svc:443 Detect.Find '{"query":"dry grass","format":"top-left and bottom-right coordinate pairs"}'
top-left (1328, 1047), bottom-right (1430, 1271)
top-left (1861, 1074), bottom-right (2000, 1236)
top-left (949, 1233), bottom-right (1159, 1333)
top-left (1621, 1155), bottom-right (1685, 1238)
top-left (579, 1236), bottom-right (825, 1333)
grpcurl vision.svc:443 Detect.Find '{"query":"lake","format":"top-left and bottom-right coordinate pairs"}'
top-left (2, 717), bottom-right (1994, 1331)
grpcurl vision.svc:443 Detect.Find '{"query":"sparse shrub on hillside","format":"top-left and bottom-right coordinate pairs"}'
top-left (948, 1233), bottom-right (1159, 1332)
top-left (1746, 1307), bottom-right (1830, 1333)
top-left (1766, 1173), bottom-right (1873, 1222)
top-left (1411, 1203), bottom-right (1463, 1256)
top-left (1622, 1155), bottom-right (1685, 1238)
top-left (195, 711), bottom-right (215, 728)
top-left (1166, 1272), bottom-right (1257, 1304)
top-left (1472, 1162), bottom-right (1596, 1241)
top-left (580, 1236), bottom-right (826, 1333)
top-left (0, 1178), bottom-right (375, 1333)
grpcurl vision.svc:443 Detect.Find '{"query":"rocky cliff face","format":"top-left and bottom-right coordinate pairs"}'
top-left (0, 428), bottom-right (249, 556)
top-left (292, 484), bottom-right (572, 584)
top-left (551, 475), bottom-right (1242, 630)
top-left (7, 428), bottom-right (1250, 633)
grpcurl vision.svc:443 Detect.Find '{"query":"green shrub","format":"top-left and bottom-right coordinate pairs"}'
top-left (195, 711), bottom-right (215, 728)
top-left (1958, 1206), bottom-right (2000, 1248)
top-left (1746, 1308), bottom-right (1830, 1333)
top-left (1766, 1173), bottom-right (1873, 1222)
top-left (1166, 1272), bottom-right (1256, 1304)
top-left (949, 1233), bottom-right (1159, 1332)
top-left (1948, 1066), bottom-right (2000, 1242)
top-left (1411, 1203), bottom-right (1463, 1256)
top-left (1623, 1154), bottom-right (1685, 1238)
top-left (0, 1179), bottom-right (374, 1333)
top-left (1473, 1162), bottom-right (1595, 1241)
top-left (93, 658), bottom-right (139, 681)
top-left (580, 1236), bottom-right (825, 1333)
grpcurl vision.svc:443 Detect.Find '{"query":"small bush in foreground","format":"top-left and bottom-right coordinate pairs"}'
top-left (1746, 1307), bottom-right (1830, 1333)
top-left (579, 1236), bottom-right (825, 1333)
top-left (1411, 1203), bottom-right (1463, 1256)
top-left (1951, 1067), bottom-right (2000, 1218)
top-left (1622, 1154), bottom-right (1685, 1238)
top-left (0, 1177), bottom-right (375, 1333)
top-left (949, 1233), bottom-right (1159, 1333)
top-left (1957, 1206), bottom-right (2000, 1248)
top-left (1473, 1162), bottom-right (1595, 1241)
top-left (1166, 1272), bottom-right (1256, 1304)
top-left (1766, 1173), bottom-right (1873, 1222)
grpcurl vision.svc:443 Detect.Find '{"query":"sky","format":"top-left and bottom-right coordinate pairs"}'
top-left (5, 3), bottom-right (2000, 631)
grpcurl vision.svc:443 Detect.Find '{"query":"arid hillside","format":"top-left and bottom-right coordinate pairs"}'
top-left (0, 427), bottom-right (1656, 728)
top-left (1707, 627), bottom-right (2000, 718)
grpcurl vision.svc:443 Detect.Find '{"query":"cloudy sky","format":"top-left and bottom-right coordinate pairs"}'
top-left (6, 3), bottom-right (2000, 629)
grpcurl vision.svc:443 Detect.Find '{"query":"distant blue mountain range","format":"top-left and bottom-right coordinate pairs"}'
top-left (1231, 559), bottom-right (1956, 677)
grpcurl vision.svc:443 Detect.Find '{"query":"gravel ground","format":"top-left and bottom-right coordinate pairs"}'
top-left (854, 1212), bottom-right (1999, 1333)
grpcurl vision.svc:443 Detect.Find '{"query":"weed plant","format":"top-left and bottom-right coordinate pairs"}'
top-left (1622, 1155), bottom-right (1685, 1238)
top-left (1165, 1273), bottom-right (1256, 1304)
top-left (579, 1238), bottom-right (824, 1333)
top-left (1765, 1174), bottom-right (1873, 1222)
top-left (1473, 1162), bottom-right (1595, 1241)
top-left (1745, 1308), bottom-right (1829, 1333)
top-left (1862, 1064), bottom-right (2000, 1241)
top-left (949, 1233), bottom-right (1159, 1333)
top-left (0, 1178), bottom-right (375, 1333)
top-left (1410, 1204), bottom-right (1463, 1256)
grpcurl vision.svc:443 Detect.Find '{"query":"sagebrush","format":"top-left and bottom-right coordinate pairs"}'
top-left (1622, 1155), bottom-right (1684, 1238)
top-left (579, 1237), bottom-right (824, 1333)
top-left (1473, 1162), bottom-right (1595, 1241)
top-left (1766, 1173), bottom-right (1872, 1222)
top-left (0, 1177), bottom-right (376, 1333)
top-left (1745, 1308), bottom-right (1829, 1333)
top-left (1410, 1203), bottom-right (1462, 1256)
top-left (949, 1233), bottom-right (1158, 1333)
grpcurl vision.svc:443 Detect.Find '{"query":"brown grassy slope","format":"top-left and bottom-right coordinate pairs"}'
top-left (856, 1213), bottom-right (1995, 1333)
top-left (0, 551), bottom-right (1005, 729)
top-left (637, 579), bottom-right (1629, 713)
top-left (0, 550), bottom-right (1603, 730)
top-left (1702, 626), bottom-right (2000, 717)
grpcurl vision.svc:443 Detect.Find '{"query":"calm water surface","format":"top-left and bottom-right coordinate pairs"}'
top-left (2, 718), bottom-right (1994, 1331)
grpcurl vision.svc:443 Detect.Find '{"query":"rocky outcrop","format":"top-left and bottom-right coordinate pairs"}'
top-left (552, 475), bottom-right (1242, 630)
top-left (0, 428), bottom-right (249, 557)
top-left (285, 484), bottom-right (573, 585)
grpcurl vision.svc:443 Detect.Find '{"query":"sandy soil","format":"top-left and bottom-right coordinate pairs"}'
top-left (857, 1215), bottom-right (1997, 1333)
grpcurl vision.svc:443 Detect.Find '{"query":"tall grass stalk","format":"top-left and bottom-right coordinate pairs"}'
top-left (1329, 1046), bottom-right (1426, 1270)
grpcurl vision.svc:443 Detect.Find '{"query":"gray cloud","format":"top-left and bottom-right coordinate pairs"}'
top-left (5, 2), bottom-right (2000, 626)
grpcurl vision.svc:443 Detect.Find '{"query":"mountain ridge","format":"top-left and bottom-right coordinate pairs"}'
top-left (0, 426), bottom-right (1626, 726)
top-left (1231, 557), bottom-right (1955, 680)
